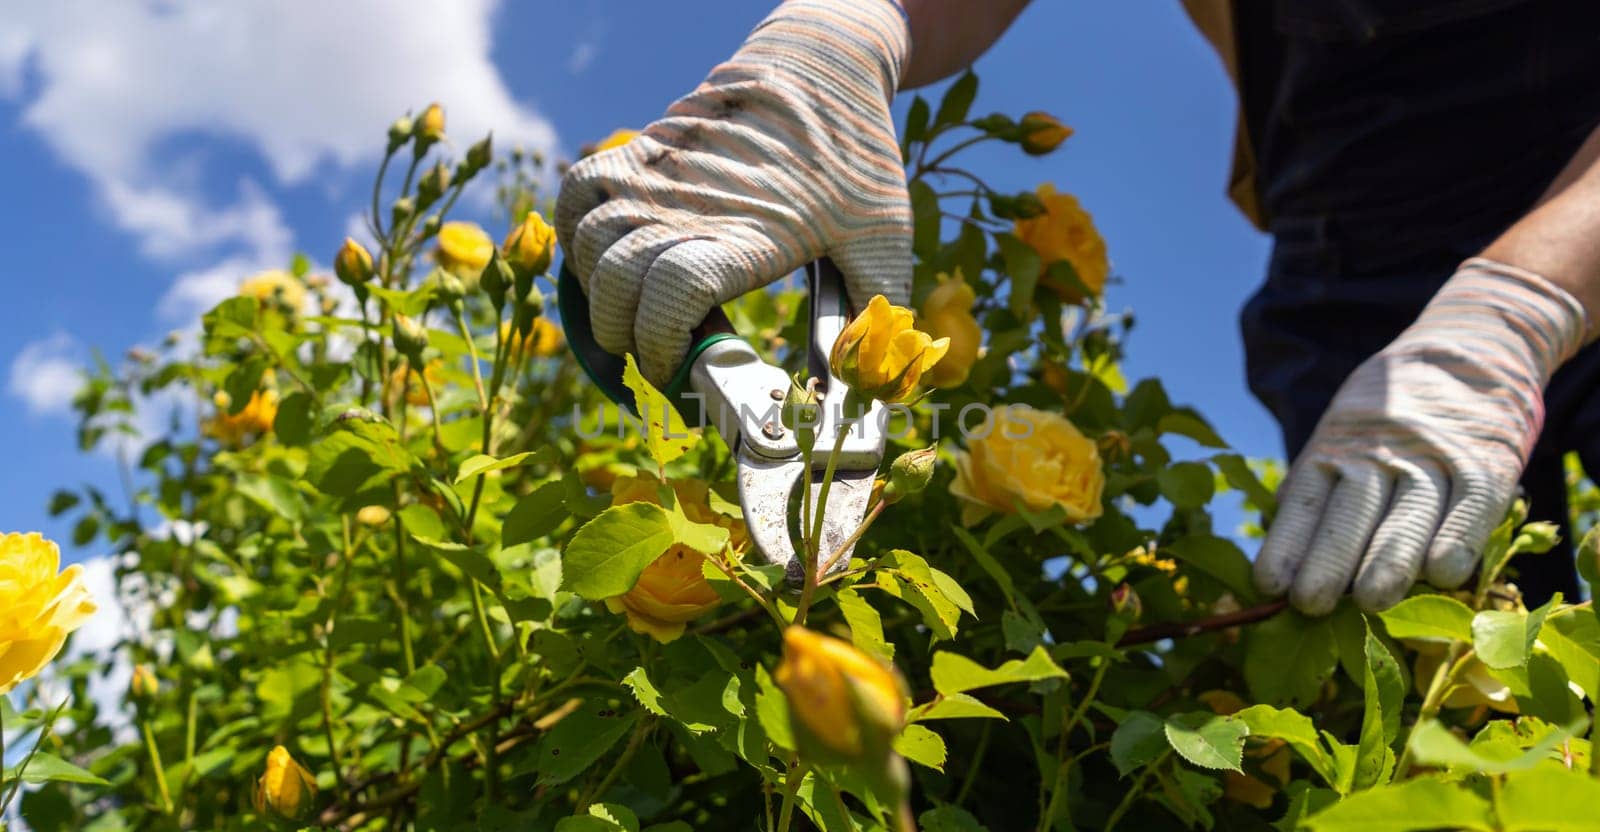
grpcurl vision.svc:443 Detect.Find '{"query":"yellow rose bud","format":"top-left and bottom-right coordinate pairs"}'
top-left (416, 161), bottom-right (450, 210)
top-left (1019, 111), bottom-right (1073, 156)
top-left (0, 533), bottom-right (96, 693)
top-left (917, 270), bottom-right (982, 389)
top-left (884, 445), bottom-right (937, 503)
top-left (950, 404), bottom-right (1105, 526)
top-left (238, 270), bottom-right (306, 314)
top-left (603, 544), bottom-right (722, 643)
top-left (590, 128), bottom-right (640, 155)
top-left (253, 745), bottom-right (317, 819)
top-left (830, 295), bottom-right (950, 404)
top-left (503, 211), bottom-right (556, 278)
top-left (334, 237), bottom-right (374, 287)
top-left (774, 627), bottom-right (906, 763)
top-left (130, 664), bottom-right (159, 700)
top-left (1410, 642), bottom-right (1518, 713)
top-left (1013, 184), bottom-right (1110, 304)
top-left (416, 102), bottom-right (446, 143)
top-left (356, 505), bottom-right (392, 526)
top-left (435, 221), bottom-right (495, 281)
top-left (392, 315), bottom-right (429, 359)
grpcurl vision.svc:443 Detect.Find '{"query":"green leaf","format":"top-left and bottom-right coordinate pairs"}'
top-left (1158, 411), bottom-right (1229, 449)
top-left (622, 668), bottom-right (668, 718)
top-left (1378, 594), bottom-right (1474, 643)
top-left (273, 390), bottom-right (316, 444)
top-left (895, 724), bottom-right (947, 771)
top-left (1301, 777), bottom-right (1492, 832)
top-left (1157, 461), bottom-right (1215, 509)
top-left (1406, 718), bottom-right (1585, 774)
top-left (901, 95), bottom-right (930, 158)
top-left (919, 806), bottom-right (988, 832)
top-left (934, 71), bottom-right (978, 127)
top-left (532, 706), bottom-right (641, 786)
top-left (562, 502), bottom-right (676, 600)
top-left (455, 450), bottom-right (548, 483)
top-left (910, 693), bottom-right (1006, 723)
top-left (1234, 705), bottom-right (1339, 787)
top-left (1541, 609), bottom-right (1600, 699)
top-left (877, 550), bottom-right (966, 641)
top-left (1497, 765), bottom-right (1600, 831)
top-left (1213, 452), bottom-right (1276, 515)
top-left (1110, 710), bottom-right (1167, 776)
top-left (994, 233), bottom-right (1042, 320)
top-left (1245, 609), bottom-right (1337, 706)
top-left (1473, 593), bottom-right (1559, 670)
top-left (930, 646), bottom-right (1067, 696)
top-left (622, 353), bottom-right (698, 468)
top-left (4, 751), bottom-right (109, 785)
top-left (754, 665), bottom-right (793, 752)
top-left (910, 179), bottom-right (940, 259)
top-left (235, 474), bottom-right (305, 524)
top-left (503, 479), bottom-right (568, 547)
top-left (1163, 712), bottom-right (1247, 772)
top-left (412, 535), bottom-right (502, 591)
top-left (837, 589), bottom-right (893, 662)
top-left (1165, 535), bottom-right (1259, 603)
top-left (1352, 625), bottom-right (1400, 790)
top-left (1577, 527), bottom-right (1600, 589)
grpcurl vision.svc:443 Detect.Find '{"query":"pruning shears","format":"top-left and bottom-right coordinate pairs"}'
top-left (558, 259), bottom-right (886, 582)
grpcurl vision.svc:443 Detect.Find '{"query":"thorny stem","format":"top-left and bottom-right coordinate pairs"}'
top-left (1115, 599), bottom-right (1289, 647)
top-left (796, 420), bottom-right (852, 626)
top-left (142, 720), bottom-right (174, 814)
top-left (954, 719), bottom-right (993, 807)
top-left (370, 149), bottom-right (395, 240)
top-left (775, 760), bottom-right (808, 832)
top-left (321, 517), bottom-right (360, 796)
top-left (818, 500), bottom-right (886, 579)
top-left (1037, 660), bottom-right (1110, 830)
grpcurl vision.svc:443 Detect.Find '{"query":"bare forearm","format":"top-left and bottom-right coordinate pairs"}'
top-left (898, 0), bottom-right (1030, 89)
top-left (1482, 125), bottom-right (1600, 324)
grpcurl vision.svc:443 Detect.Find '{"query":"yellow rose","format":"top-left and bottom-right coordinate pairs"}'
top-left (254, 745), bottom-right (317, 818)
top-left (334, 237), bottom-right (374, 287)
top-left (591, 128), bottom-right (640, 154)
top-left (1013, 184), bottom-right (1109, 304)
top-left (0, 533), bottom-right (96, 693)
top-left (239, 270), bottom-right (306, 314)
top-left (1019, 111), bottom-right (1073, 156)
top-left (774, 627), bottom-right (906, 762)
top-left (130, 663), bottom-right (159, 700)
top-left (917, 271), bottom-right (982, 389)
top-left (503, 211), bottom-right (556, 276)
top-left (501, 317), bottom-right (565, 359)
top-left (830, 294), bottom-right (950, 404)
top-left (416, 102), bottom-right (446, 142)
top-left (604, 544), bottom-right (722, 643)
top-left (950, 404), bottom-right (1104, 525)
top-left (203, 389), bottom-right (279, 446)
top-left (435, 221), bottom-right (495, 280)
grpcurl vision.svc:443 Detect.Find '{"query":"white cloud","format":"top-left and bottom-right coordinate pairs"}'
top-left (569, 41), bottom-right (598, 75)
top-left (0, 0), bottom-right (559, 262)
top-left (8, 332), bottom-right (82, 417)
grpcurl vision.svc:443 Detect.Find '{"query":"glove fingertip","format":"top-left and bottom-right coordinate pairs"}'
top-left (1289, 580), bottom-right (1342, 617)
top-left (1424, 541), bottom-right (1479, 589)
top-left (1352, 574), bottom-right (1409, 613)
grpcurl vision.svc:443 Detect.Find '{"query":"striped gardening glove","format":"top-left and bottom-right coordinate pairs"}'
top-left (554, 0), bottom-right (912, 384)
top-left (1254, 258), bottom-right (1589, 615)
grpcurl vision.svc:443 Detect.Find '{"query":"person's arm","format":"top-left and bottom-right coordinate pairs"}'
top-left (1256, 130), bottom-right (1600, 615)
top-left (1483, 125), bottom-right (1600, 319)
top-left (900, 0), bottom-right (1031, 89)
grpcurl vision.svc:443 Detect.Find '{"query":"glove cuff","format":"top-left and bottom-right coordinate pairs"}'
top-left (747, 0), bottom-right (911, 100)
top-left (1453, 258), bottom-right (1589, 379)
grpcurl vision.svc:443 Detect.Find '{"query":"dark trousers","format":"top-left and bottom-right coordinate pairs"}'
top-left (1241, 215), bottom-right (1594, 606)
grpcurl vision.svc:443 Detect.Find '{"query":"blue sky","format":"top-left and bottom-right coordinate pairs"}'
top-left (1, 1), bottom-right (1275, 562)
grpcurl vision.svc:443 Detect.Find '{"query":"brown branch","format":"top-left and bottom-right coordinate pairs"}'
top-left (1115, 599), bottom-right (1289, 648)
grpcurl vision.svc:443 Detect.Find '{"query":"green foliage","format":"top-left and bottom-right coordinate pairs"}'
top-left (13, 73), bottom-right (1600, 832)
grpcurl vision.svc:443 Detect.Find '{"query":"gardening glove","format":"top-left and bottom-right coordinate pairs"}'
top-left (554, 0), bottom-right (913, 384)
top-left (1254, 258), bottom-right (1589, 615)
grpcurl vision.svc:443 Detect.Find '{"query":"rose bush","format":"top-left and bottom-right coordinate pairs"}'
top-left (8, 76), bottom-right (1597, 832)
